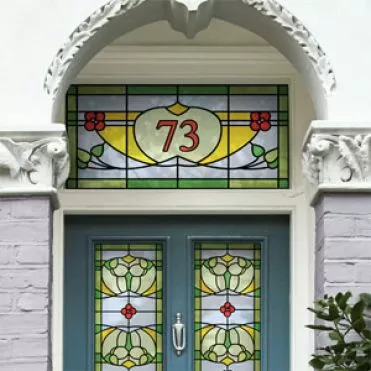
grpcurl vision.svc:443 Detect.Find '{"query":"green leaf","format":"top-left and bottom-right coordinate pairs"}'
top-left (363, 329), bottom-right (371, 340)
top-left (353, 318), bottom-right (366, 333)
top-left (267, 159), bottom-right (278, 169)
top-left (351, 301), bottom-right (365, 323)
top-left (264, 148), bottom-right (278, 163)
top-left (329, 331), bottom-right (343, 341)
top-left (336, 291), bottom-right (352, 310)
top-left (360, 293), bottom-right (371, 307)
top-left (77, 148), bottom-right (91, 163)
top-left (251, 143), bottom-right (265, 157)
top-left (78, 160), bottom-right (88, 169)
top-left (91, 143), bottom-right (105, 158)
top-left (328, 303), bottom-right (340, 320)
top-left (306, 325), bottom-right (335, 331)
top-left (309, 358), bottom-right (325, 369)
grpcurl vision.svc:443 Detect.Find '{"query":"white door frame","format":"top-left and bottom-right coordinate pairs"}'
top-left (52, 46), bottom-right (316, 371)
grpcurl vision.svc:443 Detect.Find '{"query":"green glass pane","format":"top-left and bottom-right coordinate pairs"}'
top-left (67, 95), bottom-right (77, 111)
top-left (67, 85), bottom-right (77, 94)
top-left (230, 85), bottom-right (277, 95)
top-left (66, 179), bottom-right (77, 188)
top-left (230, 179), bottom-right (278, 189)
top-left (128, 179), bottom-right (177, 189)
top-left (279, 179), bottom-right (289, 189)
top-left (67, 112), bottom-right (77, 120)
top-left (67, 129), bottom-right (77, 179)
top-left (279, 95), bottom-right (289, 111)
top-left (178, 179), bottom-right (228, 189)
top-left (278, 85), bottom-right (289, 94)
top-left (179, 85), bottom-right (228, 94)
top-left (278, 111), bottom-right (289, 121)
top-left (127, 85), bottom-right (177, 95)
top-left (279, 126), bottom-right (289, 179)
top-left (77, 180), bottom-right (126, 189)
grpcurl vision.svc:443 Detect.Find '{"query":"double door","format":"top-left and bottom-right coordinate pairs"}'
top-left (64, 215), bottom-right (289, 371)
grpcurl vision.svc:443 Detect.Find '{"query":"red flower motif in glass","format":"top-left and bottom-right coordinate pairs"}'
top-left (250, 111), bottom-right (271, 132)
top-left (121, 303), bottom-right (137, 319)
top-left (220, 301), bottom-right (236, 318)
top-left (84, 112), bottom-right (106, 132)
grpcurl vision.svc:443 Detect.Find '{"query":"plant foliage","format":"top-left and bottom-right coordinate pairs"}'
top-left (307, 292), bottom-right (371, 370)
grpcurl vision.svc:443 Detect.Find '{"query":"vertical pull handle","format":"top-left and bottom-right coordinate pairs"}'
top-left (172, 312), bottom-right (186, 356)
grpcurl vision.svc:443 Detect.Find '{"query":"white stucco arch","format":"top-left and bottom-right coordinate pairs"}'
top-left (45, 0), bottom-right (335, 122)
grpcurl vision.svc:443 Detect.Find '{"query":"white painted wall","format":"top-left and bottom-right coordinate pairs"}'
top-left (0, 0), bottom-right (369, 128)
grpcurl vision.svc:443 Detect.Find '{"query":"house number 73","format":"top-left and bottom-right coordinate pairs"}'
top-left (156, 120), bottom-right (200, 153)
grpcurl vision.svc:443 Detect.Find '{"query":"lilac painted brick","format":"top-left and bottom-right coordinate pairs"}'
top-left (0, 245), bottom-right (17, 265)
top-left (16, 245), bottom-right (49, 264)
top-left (0, 336), bottom-right (48, 359)
top-left (0, 292), bottom-right (13, 312)
top-left (0, 269), bottom-right (48, 289)
top-left (0, 313), bottom-right (48, 335)
top-left (17, 292), bottom-right (48, 312)
top-left (0, 220), bottom-right (50, 243)
top-left (319, 194), bottom-right (371, 215)
top-left (0, 359), bottom-right (48, 371)
top-left (324, 284), bottom-right (371, 299)
top-left (0, 197), bottom-right (52, 369)
top-left (324, 262), bottom-right (355, 283)
top-left (11, 198), bottom-right (50, 219)
top-left (355, 216), bottom-right (371, 237)
top-left (13, 336), bottom-right (48, 357)
top-left (0, 200), bottom-right (11, 219)
top-left (355, 263), bottom-right (371, 283)
top-left (323, 215), bottom-right (356, 237)
top-left (324, 238), bottom-right (371, 259)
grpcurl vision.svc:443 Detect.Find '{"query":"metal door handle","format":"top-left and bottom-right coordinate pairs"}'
top-left (172, 313), bottom-right (186, 356)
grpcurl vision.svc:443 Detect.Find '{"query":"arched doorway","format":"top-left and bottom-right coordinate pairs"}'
top-left (49, 1), bottom-right (331, 370)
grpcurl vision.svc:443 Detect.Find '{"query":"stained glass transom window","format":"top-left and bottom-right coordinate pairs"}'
top-left (95, 243), bottom-right (163, 371)
top-left (194, 242), bottom-right (261, 371)
top-left (66, 85), bottom-right (289, 189)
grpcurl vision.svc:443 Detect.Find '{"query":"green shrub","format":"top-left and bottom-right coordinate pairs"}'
top-left (307, 292), bottom-right (371, 370)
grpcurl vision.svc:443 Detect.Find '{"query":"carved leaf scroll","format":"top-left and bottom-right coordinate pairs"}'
top-left (44, 0), bottom-right (336, 99)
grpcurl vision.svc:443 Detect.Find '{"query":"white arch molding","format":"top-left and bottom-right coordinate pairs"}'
top-left (44, 0), bottom-right (335, 121)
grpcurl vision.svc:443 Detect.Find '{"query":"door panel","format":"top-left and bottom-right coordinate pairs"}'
top-left (64, 215), bottom-right (289, 371)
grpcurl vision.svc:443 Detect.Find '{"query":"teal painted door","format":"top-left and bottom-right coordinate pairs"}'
top-left (64, 215), bottom-right (289, 371)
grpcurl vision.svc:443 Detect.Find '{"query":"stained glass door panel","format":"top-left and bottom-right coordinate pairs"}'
top-left (194, 242), bottom-right (261, 371)
top-left (66, 85), bottom-right (289, 189)
top-left (64, 215), bottom-right (289, 371)
top-left (95, 243), bottom-right (163, 371)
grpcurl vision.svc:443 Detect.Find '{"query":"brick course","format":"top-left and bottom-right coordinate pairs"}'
top-left (0, 197), bottom-right (51, 370)
top-left (314, 193), bottom-right (371, 346)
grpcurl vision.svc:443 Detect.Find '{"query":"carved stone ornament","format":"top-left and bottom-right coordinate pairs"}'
top-left (302, 122), bottom-right (371, 192)
top-left (44, 0), bottom-right (336, 99)
top-left (242, 0), bottom-right (336, 94)
top-left (0, 135), bottom-right (69, 191)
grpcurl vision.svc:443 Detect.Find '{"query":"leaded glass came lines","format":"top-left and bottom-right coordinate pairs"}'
top-left (194, 242), bottom-right (261, 371)
top-left (66, 85), bottom-right (289, 189)
top-left (95, 243), bottom-right (163, 371)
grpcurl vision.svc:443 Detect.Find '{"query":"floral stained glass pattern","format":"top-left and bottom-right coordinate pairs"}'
top-left (95, 243), bottom-right (163, 371)
top-left (66, 85), bottom-right (289, 189)
top-left (194, 242), bottom-right (261, 371)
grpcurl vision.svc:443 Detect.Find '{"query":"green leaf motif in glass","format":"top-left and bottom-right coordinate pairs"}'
top-left (78, 148), bottom-right (91, 163)
top-left (251, 143), bottom-right (265, 158)
top-left (91, 143), bottom-right (105, 158)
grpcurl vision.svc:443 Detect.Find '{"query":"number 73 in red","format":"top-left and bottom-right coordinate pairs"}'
top-left (156, 120), bottom-right (200, 153)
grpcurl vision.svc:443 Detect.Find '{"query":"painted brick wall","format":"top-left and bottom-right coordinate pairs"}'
top-left (315, 194), bottom-right (371, 298)
top-left (0, 197), bottom-right (52, 371)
